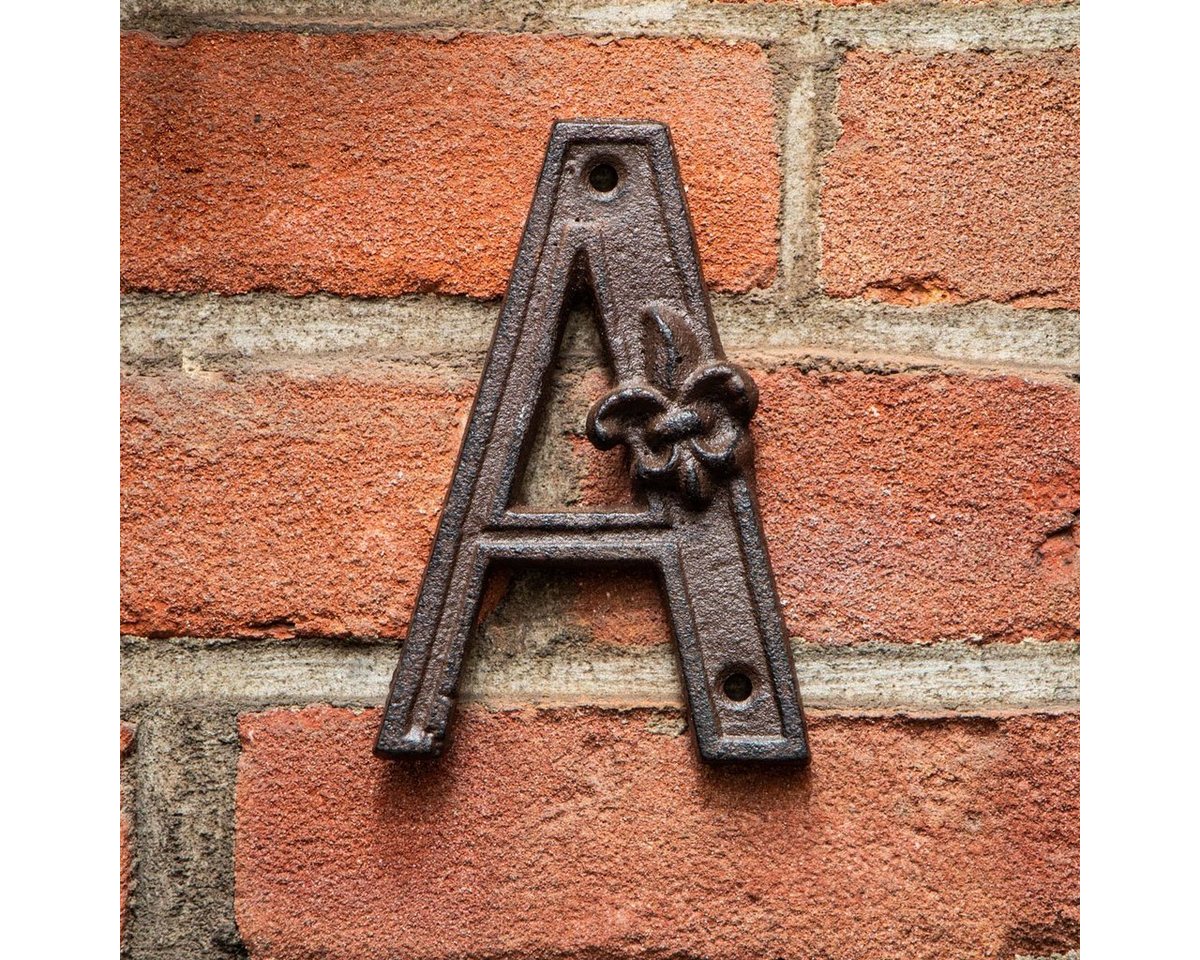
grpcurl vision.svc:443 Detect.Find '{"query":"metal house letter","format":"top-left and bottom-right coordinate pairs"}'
top-left (376, 121), bottom-right (809, 763)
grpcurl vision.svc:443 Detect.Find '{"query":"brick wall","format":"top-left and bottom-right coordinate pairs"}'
top-left (120, 2), bottom-right (1080, 958)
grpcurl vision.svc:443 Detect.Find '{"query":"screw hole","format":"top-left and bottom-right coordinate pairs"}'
top-left (722, 672), bottom-right (753, 702)
top-left (588, 162), bottom-right (619, 193)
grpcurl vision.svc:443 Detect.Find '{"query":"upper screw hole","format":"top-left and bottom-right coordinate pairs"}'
top-left (588, 162), bottom-right (619, 193)
top-left (723, 672), bottom-right (753, 702)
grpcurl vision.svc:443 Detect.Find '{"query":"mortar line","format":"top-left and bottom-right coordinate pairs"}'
top-left (120, 3), bottom-right (1079, 52)
top-left (121, 636), bottom-right (1080, 715)
top-left (779, 58), bottom-right (818, 299)
top-left (126, 707), bottom-right (244, 960)
top-left (762, 36), bottom-right (831, 303)
top-left (120, 292), bottom-right (1080, 377)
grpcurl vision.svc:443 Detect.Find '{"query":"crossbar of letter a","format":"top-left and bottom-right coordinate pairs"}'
top-left (375, 121), bottom-right (809, 763)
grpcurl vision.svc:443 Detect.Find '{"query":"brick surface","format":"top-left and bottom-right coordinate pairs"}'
top-left (121, 32), bottom-right (779, 297)
top-left (122, 369), bottom-right (1077, 642)
top-left (121, 722), bottom-right (136, 756)
top-left (756, 369), bottom-right (1078, 642)
top-left (570, 569), bottom-right (673, 647)
top-left (576, 369), bottom-right (1078, 644)
top-left (822, 51), bottom-right (1079, 308)
top-left (236, 706), bottom-right (1079, 960)
top-left (120, 372), bottom-right (472, 639)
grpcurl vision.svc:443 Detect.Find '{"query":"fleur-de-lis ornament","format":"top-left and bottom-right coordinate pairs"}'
top-left (587, 307), bottom-right (758, 508)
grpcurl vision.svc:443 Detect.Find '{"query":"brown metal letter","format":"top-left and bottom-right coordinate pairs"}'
top-left (376, 121), bottom-right (809, 763)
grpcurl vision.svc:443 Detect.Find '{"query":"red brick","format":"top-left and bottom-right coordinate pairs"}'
top-left (122, 369), bottom-right (1077, 642)
top-left (575, 370), bottom-right (1078, 644)
top-left (759, 370), bottom-right (1078, 642)
top-left (822, 51), bottom-right (1079, 308)
top-left (120, 721), bottom-right (136, 757)
top-left (570, 569), bottom-right (673, 647)
top-left (121, 32), bottom-right (779, 297)
top-left (120, 371), bottom-right (472, 639)
top-left (236, 706), bottom-right (1079, 960)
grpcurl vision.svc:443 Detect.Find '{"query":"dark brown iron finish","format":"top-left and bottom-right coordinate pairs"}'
top-left (375, 120), bottom-right (809, 763)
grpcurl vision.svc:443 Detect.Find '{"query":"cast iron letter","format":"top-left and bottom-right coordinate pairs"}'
top-left (375, 121), bottom-right (809, 763)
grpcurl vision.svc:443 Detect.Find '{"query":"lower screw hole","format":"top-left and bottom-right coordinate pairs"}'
top-left (722, 672), bottom-right (753, 702)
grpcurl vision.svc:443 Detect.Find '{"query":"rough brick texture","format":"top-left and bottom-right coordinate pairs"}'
top-left (120, 371), bottom-right (472, 639)
top-left (236, 706), bottom-right (1079, 960)
top-left (121, 369), bottom-right (1077, 642)
top-left (571, 569), bottom-right (673, 647)
top-left (726, 370), bottom-right (1077, 644)
top-left (120, 32), bottom-right (779, 297)
top-left (822, 51), bottom-right (1079, 308)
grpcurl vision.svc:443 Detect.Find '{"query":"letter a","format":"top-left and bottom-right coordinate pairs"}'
top-left (376, 121), bottom-right (809, 762)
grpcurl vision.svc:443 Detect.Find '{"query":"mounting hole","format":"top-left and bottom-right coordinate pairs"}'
top-left (588, 161), bottom-right (620, 193)
top-left (722, 671), bottom-right (754, 703)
